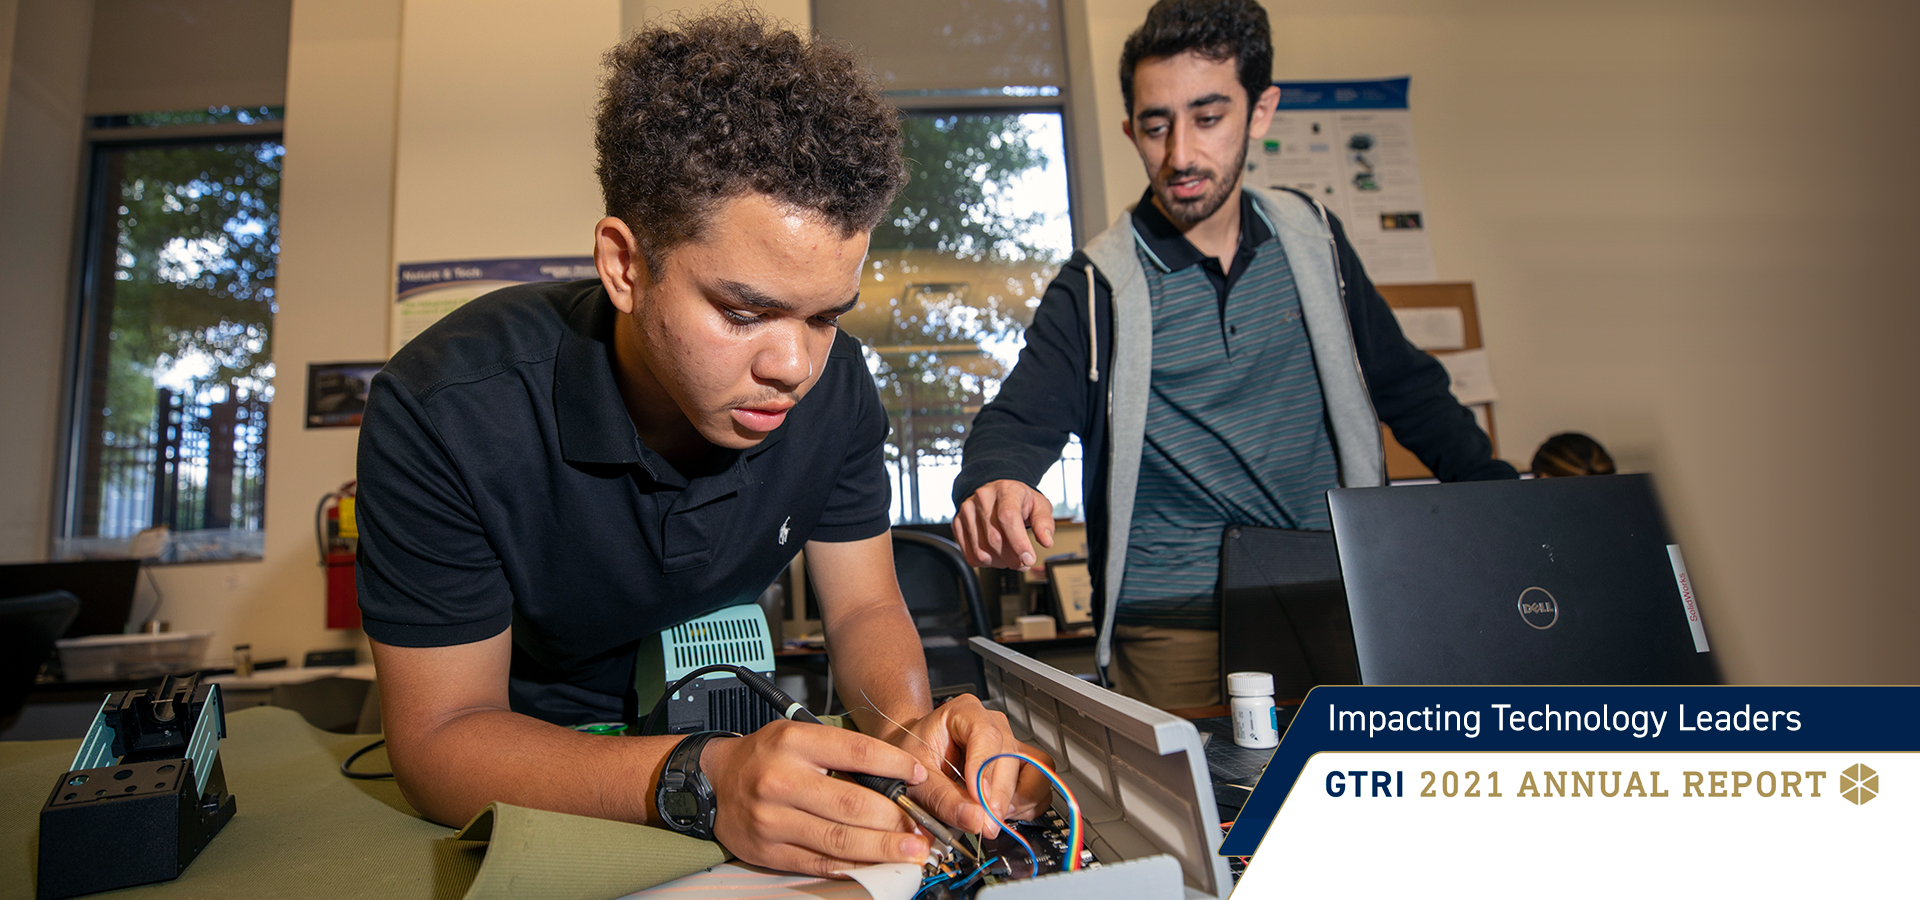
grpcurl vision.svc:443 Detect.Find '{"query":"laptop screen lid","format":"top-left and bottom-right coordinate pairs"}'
top-left (1217, 527), bottom-right (1359, 702)
top-left (1327, 474), bottom-right (1719, 685)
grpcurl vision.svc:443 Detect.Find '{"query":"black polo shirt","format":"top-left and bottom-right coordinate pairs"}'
top-left (356, 279), bottom-right (890, 725)
top-left (1131, 187), bottom-right (1272, 313)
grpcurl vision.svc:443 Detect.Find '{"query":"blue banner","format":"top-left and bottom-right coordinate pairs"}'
top-left (1270, 77), bottom-right (1410, 111)
top-left (396, 256), bottom-right (595, 301)
top-left (1220, 685), bottom-right (1919, 857)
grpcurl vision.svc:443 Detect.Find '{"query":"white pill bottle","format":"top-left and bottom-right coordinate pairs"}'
top-left (1228, 671), bottom-right (1280, 749)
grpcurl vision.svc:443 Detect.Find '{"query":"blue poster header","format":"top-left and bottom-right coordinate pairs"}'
top-left (396, 256), bottom-right (595, 301)
top-left (1271, 76), bottom-right (1410, 110)
top-left (1218, 685), bottom-right (1920, 856)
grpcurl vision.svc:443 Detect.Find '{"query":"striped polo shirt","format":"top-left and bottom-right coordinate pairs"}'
top-left (1116, 192), bottom-right (1339, 629)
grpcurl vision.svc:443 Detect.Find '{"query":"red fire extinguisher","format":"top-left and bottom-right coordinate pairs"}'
top-left (317, 481), bottom-right (359, 629)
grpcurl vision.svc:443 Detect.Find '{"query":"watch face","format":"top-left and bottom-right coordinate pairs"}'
top-left (662, 790), bottom-right (701, 822)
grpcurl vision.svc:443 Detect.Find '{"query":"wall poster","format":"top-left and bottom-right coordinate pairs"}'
top-left (391, 256), bottom-right (596, 355)
top-left (1246, 77), bottom-right (1437, 284)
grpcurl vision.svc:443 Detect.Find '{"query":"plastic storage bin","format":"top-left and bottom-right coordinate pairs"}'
top-left (54, 632), bottom-right (212, 681)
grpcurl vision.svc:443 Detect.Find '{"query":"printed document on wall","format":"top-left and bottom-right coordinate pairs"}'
top-left (1435, 348), bottom-right (1499, 406)
top-left (1245, 77), bottom-right (1436, 284)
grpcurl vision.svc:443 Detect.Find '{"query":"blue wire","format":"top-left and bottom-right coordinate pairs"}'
top-left (911, 873), bottom-right (949, 900)
top-left (948, 855), bottom-right (1001, 891)
top-left (974, 752), bottom-right (1073, 878)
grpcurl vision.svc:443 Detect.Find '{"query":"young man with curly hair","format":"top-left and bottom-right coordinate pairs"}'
top-left (355, 12), bottom-right (1047, 876)
top-left (952, 0), bottom-right (1516, 709)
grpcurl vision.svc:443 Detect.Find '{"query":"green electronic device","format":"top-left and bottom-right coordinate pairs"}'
top-left (635, 603), bottom-right (779, 735)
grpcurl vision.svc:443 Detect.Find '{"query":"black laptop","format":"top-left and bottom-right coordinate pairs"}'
top-left (1217, 527), bottom-right (1358, 701)
top-left (1327, 474), bottom-right (1720, 685)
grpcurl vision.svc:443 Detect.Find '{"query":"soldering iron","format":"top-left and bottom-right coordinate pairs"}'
top-left (642, 663), bottom-right (983, 870)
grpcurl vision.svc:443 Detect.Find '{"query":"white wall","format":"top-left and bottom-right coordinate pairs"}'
top-left (1070, 0), bottom-right (1159, 232)
top-left (1058, 0), bottom-right (1108, 237)
top-left (386, 0), bottom-right (822, 269)
top-left (85, 0), bottom-right (291, 115)
top-left (389, 0), bottom-right (616, 265)
top-left (0, 0), bottom-right (815, 670)
top-left (1293, 1), bottom-right (1920, 685)
top-left (180, 0), bottom-right (621, 666)
top-left (0, 0), bottom-right (18, 131)
top-left (0, 0), bottom-right (91, 564)
top-left (385, 0), bottom-right (1920, 687)
top-left (622, 0), bottom-right (809, 32)
top-left (131, 0), bottom-right (406, 665)
top-left (1077, 0), bottom-right (1920, 683)
top-left (7, 1), bottom-right (1916, 685)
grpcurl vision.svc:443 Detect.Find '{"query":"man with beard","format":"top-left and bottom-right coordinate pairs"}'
top-left (951, 0), bottom-right (1516, 709)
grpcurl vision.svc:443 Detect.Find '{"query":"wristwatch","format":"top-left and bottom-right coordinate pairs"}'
top-left (655, 730), bottom-right (739, 842)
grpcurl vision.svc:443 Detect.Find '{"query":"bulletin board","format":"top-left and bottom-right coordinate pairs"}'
top-left (1375, 282), bottom-right (1499, 480)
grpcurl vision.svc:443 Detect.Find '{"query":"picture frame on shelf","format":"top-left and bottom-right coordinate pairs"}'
top-left (1044, 557), bottom-right (1095, 627)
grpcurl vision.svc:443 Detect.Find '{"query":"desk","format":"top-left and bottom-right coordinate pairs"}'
top-left (207, 663), bottom-right (379, 733)
top-left (4, 706), bottom-right (1261, 899)
top-left (2, 706), bottom-right (736, 900)
top-left (989, 625), bottom-right (1096, 652)
top-left (2, 706), bottom-right (469, 899)
top-left (990, 627), bottom-right (1098, 681)
top-left (7, 667), bottom-right (382, 742)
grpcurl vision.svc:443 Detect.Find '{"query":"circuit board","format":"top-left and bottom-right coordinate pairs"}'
top-left (983, 809), bottom-right (1098, 877)
top-left (917, 809), bottom-right (1099, 899)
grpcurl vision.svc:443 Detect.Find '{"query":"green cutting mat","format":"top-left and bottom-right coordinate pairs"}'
top-left (2, 706), bottom-right (726, 900)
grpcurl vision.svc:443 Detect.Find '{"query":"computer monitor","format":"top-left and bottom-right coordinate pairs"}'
top-left (0, 560), bottom-right (141, 638)
top-left (1327, 474), bottom-right (1720, 685)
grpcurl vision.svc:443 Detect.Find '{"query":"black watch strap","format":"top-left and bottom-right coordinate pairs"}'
top-left (655, 730), bottom-right (738, 842)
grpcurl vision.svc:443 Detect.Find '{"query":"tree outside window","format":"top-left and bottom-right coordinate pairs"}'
top-left (63, 108), bottom-right (283, 562)
top-left (837, 111), bottom-right (1082, 524)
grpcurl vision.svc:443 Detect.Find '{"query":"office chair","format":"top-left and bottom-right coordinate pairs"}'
top-left (891, 530), bottom-right (992, 698)
top-left (0, 590), bottom-right (81, 729)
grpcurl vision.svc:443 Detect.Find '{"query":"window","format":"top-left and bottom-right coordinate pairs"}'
top-left (840, 111), bottom-right (1078, 524)
top-left (59, 107), bottom-right (284, 562)
top-left (816, 0), bottom-right (1085, 524)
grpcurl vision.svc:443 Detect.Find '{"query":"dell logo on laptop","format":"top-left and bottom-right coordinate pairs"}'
top-left (1517, 587), bottom-right (1559, 629)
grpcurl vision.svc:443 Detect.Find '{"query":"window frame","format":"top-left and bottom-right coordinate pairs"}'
top-left (885, 92), bottom-right (1084, 251)
top-left (54, 116), bottom-right (286, 556)
top-left (865, 95), bottom-right (1081, 524)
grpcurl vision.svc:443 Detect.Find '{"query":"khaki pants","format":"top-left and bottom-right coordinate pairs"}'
top-left (1110, 624), bottom-right (1221, 709)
